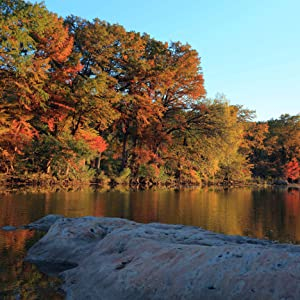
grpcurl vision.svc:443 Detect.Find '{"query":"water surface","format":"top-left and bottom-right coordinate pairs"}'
top-left (0, 187), bottom-right (300, 297)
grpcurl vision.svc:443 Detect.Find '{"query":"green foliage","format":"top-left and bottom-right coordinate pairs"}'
top-left (114, 167), bottom-right (131, 185)
top-left (157, 167), bottom-right (176, 185)
top-left (94, 171), bottom-right (111, 186)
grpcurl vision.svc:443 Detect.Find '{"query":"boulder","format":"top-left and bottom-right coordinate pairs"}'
top-left (26, 216), bottom-right (300, 299)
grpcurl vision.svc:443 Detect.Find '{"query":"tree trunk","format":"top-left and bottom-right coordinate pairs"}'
top-left (96, 154), bottom-right (101, 170)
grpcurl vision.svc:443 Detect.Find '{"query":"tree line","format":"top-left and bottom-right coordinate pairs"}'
top-left (0, 0), bottom-right (299, 188)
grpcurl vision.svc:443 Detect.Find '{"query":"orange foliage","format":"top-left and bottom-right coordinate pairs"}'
top-left (34, 15), bottom-right (74, 63)
top-left (3, 119), bottom-right (38, 155)
top-left (133, 147), bottom-right (161, 165)
top-left (79, 130), bottom-right (108, 153)
top-left (285, 158), bottom-right (300, 181)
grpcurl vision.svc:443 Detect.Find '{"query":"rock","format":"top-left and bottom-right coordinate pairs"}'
top-left (26, 216), bottom-right (300, 300)
top-left (25, 214), bottom-right (64, 231)
top-left (1, 215), bottom-right (63, 232)
top-left (1, 225), bottom-right (17, 231)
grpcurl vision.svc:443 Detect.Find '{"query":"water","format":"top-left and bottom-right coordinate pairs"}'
top-left (0, 186), bottom-right (300, 298)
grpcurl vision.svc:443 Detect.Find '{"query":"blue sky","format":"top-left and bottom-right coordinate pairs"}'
top-left (43, 0), bottom-right (299, 121)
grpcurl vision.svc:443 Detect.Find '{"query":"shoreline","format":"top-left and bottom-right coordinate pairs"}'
top-left (1, 178), bottom-right (298, 195)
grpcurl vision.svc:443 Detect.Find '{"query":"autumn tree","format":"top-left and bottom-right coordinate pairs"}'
top-left (243, 114), bottom-right (300, 180)
top-left (267, 114), bottom-right (300, 167)
top-left (0, 0), bottom-right (76, 173)
top-left (65, 17), bottom-right (206, 181)
top-left (128, 40), bottom-right (206, 178)
top-left (0, 1), bottom-right (101, 180)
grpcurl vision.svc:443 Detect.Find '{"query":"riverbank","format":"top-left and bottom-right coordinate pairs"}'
top-left (24, 215), bottom-right (300, 300)
top-left (1, 173), bottom-right (299, 195)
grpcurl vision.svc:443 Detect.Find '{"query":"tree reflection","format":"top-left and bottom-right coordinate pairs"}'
top-left (0, 230), bottom-right (63, 299)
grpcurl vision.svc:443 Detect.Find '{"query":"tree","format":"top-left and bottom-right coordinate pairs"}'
top-left (0, 2), bottom-right (114, 178)
top-left (241, 122), bottom-right (269, 178)
top-left (66, 17), bottom-right (206, 179)
top-left (0, 0), bottom-right (78, 173)
top-left (243, 114), bottom-right (300, 180)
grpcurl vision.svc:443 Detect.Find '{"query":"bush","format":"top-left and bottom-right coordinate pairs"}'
top-left (114, 167), bottom-right (131, 185)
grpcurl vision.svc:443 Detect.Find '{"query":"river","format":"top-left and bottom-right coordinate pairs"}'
top-left (0, 186), bottom-right (299, 298)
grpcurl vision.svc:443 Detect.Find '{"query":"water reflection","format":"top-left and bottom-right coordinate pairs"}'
top-left (1, 187), bottom-right (300, 297)
top-left (0, 229), bottom-right (63, 299)
top-left (1, 187), bottom-right (300, 242)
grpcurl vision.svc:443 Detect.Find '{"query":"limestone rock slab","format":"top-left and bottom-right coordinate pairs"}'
top-left (26, 216), bottom-right (300, 299)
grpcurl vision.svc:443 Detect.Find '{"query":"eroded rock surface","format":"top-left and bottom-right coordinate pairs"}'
top-left (26, 216), bottom-right (300, 299)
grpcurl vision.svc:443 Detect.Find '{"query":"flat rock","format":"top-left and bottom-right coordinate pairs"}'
top-left (25, 214), bottom-right (64, 231)
top-left (26, 216), bottom-right (300, 299)
top-left (1, 225), bottom-right (17, 231)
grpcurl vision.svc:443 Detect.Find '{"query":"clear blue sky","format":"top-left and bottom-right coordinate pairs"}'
top-left (42, 0), bottom-right (299, 121)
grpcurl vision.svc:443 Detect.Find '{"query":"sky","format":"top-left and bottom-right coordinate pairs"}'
top-left (42, 0), bottom-right (300, 121)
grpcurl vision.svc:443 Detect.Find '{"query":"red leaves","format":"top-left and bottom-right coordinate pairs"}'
top-left (46, 118), bottom-right (55, 132)
top-left (285, 159), bottom-right (300, 181)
